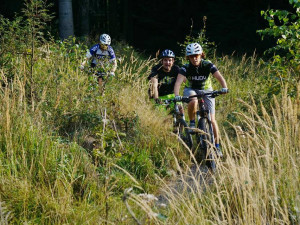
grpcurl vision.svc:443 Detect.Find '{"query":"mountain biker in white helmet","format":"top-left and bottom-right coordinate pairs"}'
top-left (80, 33), bottom-right (117, 87)
top-left (148, 49), bottom-right (179, 104)
top-left (174, 43), bottom-right (228, 157)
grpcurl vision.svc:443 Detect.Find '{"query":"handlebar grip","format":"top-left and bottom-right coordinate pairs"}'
top-left (181, 97), bottom-right (190, 103)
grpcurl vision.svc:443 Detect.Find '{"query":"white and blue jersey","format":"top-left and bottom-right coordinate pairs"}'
top-left (86, 44), bottom-right (116, 66)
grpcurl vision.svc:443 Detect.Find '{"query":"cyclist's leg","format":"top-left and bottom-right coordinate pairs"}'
top-left (202, 89), bottom-right (217, 140)
top-left (203, 92), bottom-right (223, 157)
top-left (97, 75), bottom-right (105, 94)
top-left (98, 77), bottom-right (103, 86)
top-left (210, 113), bottom-right (219, 144)
top-left (210, 113), bottom-right (223, 157)
top-left (183, 88), bottom-right (197, 122)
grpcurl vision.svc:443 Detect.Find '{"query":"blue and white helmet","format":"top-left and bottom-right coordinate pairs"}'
top-left (99, 34), bottom-right (111, 45)
top-left (160, 49), bottom-right (175, 58)
top-left (186, 43), bottom-right (203, 56)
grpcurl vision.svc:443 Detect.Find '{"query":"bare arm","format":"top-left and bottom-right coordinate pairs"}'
top-left (111, 59), bottom-right (117, 72)
top-left (174, 74), bottom-right (186, 96)
top-left (81, 50), bottom-right (93, 67)
top-left (213, 71), bottom-right (227, 88)
top-left (81, 57), bottom-right (89, 67)
top-left (150, 77), bottom-right (159, 99)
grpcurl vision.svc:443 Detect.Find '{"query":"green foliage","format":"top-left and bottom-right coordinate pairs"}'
top-left (0, 15), bottom-right (27, 81)
top-left (0, 0), bottom-right (54, 65)
top-left (22, 0), bottom-right (54, 46)
top-left (178, 16), bottom-right (216, 65)
top-left (257, 1), bottom-right (300, 97)
top-left (0, 0), bottom-right (54, 105)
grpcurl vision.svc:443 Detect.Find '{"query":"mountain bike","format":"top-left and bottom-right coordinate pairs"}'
top-left (162, 97), bottom-right (193, 149)
top-left (186, 89), bottom-right (225, 171)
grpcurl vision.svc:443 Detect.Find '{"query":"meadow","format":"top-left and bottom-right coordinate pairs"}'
top-left (0, 2), bottom-right (299, 224)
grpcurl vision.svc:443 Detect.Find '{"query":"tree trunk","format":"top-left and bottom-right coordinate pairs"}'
top-left (59, 0), bottom-right (74, 39)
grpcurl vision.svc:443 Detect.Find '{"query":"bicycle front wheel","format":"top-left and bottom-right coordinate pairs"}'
top-left (197, 118), bottom-right (216, 171)
top-left (177, 119), bottom-right (193, 149)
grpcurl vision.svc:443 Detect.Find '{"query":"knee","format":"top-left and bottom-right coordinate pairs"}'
top-left (189, 98), bottom-right (197, 106)
top-left (188, 100), bottom-right (197, 109)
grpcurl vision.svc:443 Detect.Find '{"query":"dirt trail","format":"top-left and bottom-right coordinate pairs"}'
top-left (157, 163), bottom-right (214, 205)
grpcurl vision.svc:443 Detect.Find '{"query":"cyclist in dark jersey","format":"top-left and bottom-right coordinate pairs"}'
top-left (174, 43), bottom-right (228, 157)
top-left (148, 49), bottom-right (179, 103)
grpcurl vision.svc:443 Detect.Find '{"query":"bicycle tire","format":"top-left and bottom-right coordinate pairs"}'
top-left (197, 117), bottom-right (216, 171)
top-left (176, 118), bottom-right (193, 149)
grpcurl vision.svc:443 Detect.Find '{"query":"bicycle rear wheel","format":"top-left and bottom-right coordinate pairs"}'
top-left (176, 119), bottom-right (193, 149)
top-left (197, 118), bottom-right (216, 171)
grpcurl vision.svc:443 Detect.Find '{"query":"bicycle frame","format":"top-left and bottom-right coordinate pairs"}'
top-left (187, 90), bottom-right (223, 170)
top-left (196, 98), bottom-right (215, 145)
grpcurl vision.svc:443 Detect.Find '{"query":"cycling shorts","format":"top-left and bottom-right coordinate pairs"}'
top-left (183, 87), bottom-right (215, 114)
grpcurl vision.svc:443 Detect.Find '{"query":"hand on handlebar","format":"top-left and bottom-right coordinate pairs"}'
top-left (220, 88), bottom-right (229, 94)
top-left (154, 98), bottom-right (162, 104)
top-left (174, 95), bottom-right (182, 101)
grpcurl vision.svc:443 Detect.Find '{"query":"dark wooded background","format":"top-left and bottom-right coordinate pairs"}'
top-left (1, 0), bottom-right (293, 56)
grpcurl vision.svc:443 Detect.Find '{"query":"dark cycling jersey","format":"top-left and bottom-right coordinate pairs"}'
top-left (179, 59), bottom-right (218, 90)
top-left (148, 64), bottom-right (179, 96)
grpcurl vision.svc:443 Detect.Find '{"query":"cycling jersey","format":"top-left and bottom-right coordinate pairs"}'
top-left (179, 59), bottom-right (218, 90)
top-left (148, 64), bottom-right (180, 96)
top-left (86, 44), bottom-right (116, 66)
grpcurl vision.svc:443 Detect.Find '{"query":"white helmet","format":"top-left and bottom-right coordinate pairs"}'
top-left (186, 43), bottom-right (203, 56)
top-left (99, 34), bottom-right (111, 45)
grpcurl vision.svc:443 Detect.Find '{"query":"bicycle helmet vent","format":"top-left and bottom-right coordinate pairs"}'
top-left (160, 49), bottom-right (175, 58)
top-left (99, 34), bottom-right (111, 45)
top-left (186, 43), bottom-right (203, 56)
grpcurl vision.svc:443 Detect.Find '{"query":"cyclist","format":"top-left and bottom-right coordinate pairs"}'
top-left (148, 49), bottom-right (180, 104)
top-left (174, 43), bottom-right (228, 157)
top-left (80, 33), bottom-right (117, 87)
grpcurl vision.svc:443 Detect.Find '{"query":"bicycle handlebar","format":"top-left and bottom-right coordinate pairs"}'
top-left (189, 90), bottom-right (226, 99)
top-left (159, 89), bottom-right (228, 105)
top-left (162, 97), bottom-right (189, 105)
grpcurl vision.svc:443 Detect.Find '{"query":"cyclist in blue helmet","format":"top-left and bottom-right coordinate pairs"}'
top-left (80, 34), bottom-right (117, 87)
top-left (148, 49), bottom-right (179, 104)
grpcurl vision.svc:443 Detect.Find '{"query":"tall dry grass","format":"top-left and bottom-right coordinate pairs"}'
top-left (125, 85), bottom-right (299, 224)
top-left (1, 37), bottom-right (298, 224)
top-left (0, 41), bottom-right (178, 223)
